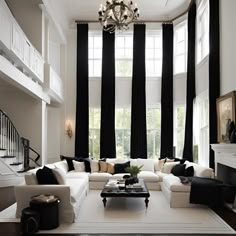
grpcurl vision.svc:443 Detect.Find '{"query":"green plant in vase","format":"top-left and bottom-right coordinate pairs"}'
top-left (125, 165), bottom-right (143, 184)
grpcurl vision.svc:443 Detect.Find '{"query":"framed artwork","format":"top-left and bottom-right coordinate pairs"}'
top-left (216, 91), bottom-right (236, 143)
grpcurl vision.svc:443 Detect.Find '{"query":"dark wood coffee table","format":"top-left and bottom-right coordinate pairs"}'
top-left (100, 179), bottom-right (150, 208)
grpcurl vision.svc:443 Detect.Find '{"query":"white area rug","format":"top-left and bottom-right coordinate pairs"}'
top-left (0, 190), bottom-right (235, 234)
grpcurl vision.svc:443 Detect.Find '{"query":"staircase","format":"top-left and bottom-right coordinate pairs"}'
top-left (0, 110), bottom-right (40, 187)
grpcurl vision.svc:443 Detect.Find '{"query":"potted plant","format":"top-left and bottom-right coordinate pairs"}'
top-left (125, 165), bottom-right (143, 184)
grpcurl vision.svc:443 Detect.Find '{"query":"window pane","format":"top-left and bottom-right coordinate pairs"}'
top-left (146, 36), bottom-right (154, 49)
top-left (116, 48), bottom-right (124, 58)
top-left (94, 60), bottom-right (102, 76)
top-left (177, 107), bottom-right (185, 128)
top-left (94, 49), bottom-right (102, 59)
top-left (93, 109), bottom-right (101, 128)
top-left (155, 36), bottom-right (161, 47)
top-left (116, 37), bottom-right (124, 48)
top-left (94, 36), bottom-right (102, 48)
top-left (124, 48), bottom-right (132, 58)
top-left (155, 48), bottom-right (162, 59)
top-left (116, 60), bottom-right (132, 77)
top-left (154, 60), bottom-right (162, 77)
top-left (89, 60), bottom-right (93, 77)
top-left (175, 55), bottom-right (185, 74)
top-left (176, 27), bottom-right (185, 42)
top-left (125, 37), bottom-right (132, 48)
top-left (177, 41), bottom-right (185, 54)
top-left (146, 49), bottom-right (154, 59)
top-left (146, 60), bottom-right (155, 77)
top-left (147, 108), bottom-right (161, 159)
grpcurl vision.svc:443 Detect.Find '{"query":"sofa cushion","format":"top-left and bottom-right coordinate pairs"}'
top-left (52, 168), bottom-right (66, 185)
top-left (114, 161), bottom-right (130, 174)
top-left (90, 160), bottom-right (99, 173)
top-left (154, 159), bottom-right (165, 171)
top-left (107, 162), bottom-right (115, 174)
top-left (161, 162), bottom-right (179, 174)
top-left (54, 161), bottom-right (68, 174)
top-left (130, 159), bottom-right (154, 172)
top-left (99, 161), bottom-right (108, 172)
top-left (24, 173), bottom-right (38, 185)
top-left (66, 171), bottom-right (89, 181)
top-left (155, 171), bottom-right (171, 181)
top-left (89, 172), bottom-right (112, 181)
top-left (74, 157), bottom-right (91, 172)
top-left (171, 164), bottom-right (186, 176)
top-left (163, 175), bottom-right (191, 192)
top-left (36, 166), bottom-right (58, 185)
top-left (64, 157), bottom-right (75, 171)
top-left (185, 161), bottom-right (213, 178)
top-left (138, 171), bottom-right (160, 182)
top-left (73, 160), bottom-right (85, 172)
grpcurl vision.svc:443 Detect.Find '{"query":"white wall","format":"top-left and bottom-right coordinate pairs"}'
top-left (46, 107), bottom-right (61, 163)
top-left (62, 30), bottom-right (77, 156)
top-left (220, 0), bottom-right (236, 95)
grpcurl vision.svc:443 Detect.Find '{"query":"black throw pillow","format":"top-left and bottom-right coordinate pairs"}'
top-left (184, 166), bottom-right (194, 177)
top-left (114, 161), bottom-right (130, 174)
top-left (74, 157), bottom-right (91, 172)
top-left (60, 155), bottom-right (75, 171)
top-left (171, 164), bottom-right (186, 176)
top-left (36, 166), bottom-right (58, 185)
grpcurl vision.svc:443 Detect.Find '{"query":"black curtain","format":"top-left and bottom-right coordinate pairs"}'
top-left (100, 31), bottom-right (116, 158)
top-left (75, 24), bottom-right (89, 157)
top-left (209, 0), bottom-right (220, 168)
top-left (160, 24), bottom-right (174, 159)
top-left (182, 2), bottom-right (196, 162)
top-left (130, 24), bottom-right (147, 159)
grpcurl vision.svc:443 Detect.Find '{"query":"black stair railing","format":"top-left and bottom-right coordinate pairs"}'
top-left (0, 109), bottom-right (24, 165)
top-left (0, 110), bottom-right (40, 171)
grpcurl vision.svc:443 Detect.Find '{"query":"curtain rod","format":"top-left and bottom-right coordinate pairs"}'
top-left (75, 0), bottom-right (194, 24)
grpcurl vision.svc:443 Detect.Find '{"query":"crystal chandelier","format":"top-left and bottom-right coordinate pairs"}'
top-left (98, 0), bottom-right (140, 33)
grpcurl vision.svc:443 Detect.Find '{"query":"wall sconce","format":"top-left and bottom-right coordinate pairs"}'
top-left (65, 120), bottom-right (73, 138)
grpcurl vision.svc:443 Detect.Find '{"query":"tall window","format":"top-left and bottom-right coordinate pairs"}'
top-left (174, 21), bottom-right (188, 74)
top-left (115, 108), bottom-right (131, 159)
top-left (89, 31), bottom-right (102, 77)
top-left (115, 33), bottom-right (133, 78)
top-left (89, 108), bottom-right (101, 159)
top-left (193, 92), bottom-right (209, 167)
top-left (174, 106), bottom-right (186, 158)
top-left (147, 107), bottom-right (161, 158)
top-left (146, 31), bottom-right (162, 77)
top-left (197, 0), bottom-right (209, 63)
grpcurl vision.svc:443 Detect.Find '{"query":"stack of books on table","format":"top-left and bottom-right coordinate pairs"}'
top-left (126, 183), bottom-right (143, 191)
top-left (105, 180), bottom-right (119, 190)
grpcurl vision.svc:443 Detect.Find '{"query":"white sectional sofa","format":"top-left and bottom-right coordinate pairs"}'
top-left (14, 158), bottom-right (214, 223)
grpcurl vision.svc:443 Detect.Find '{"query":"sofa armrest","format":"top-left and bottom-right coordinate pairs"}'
top-left (15, 184), bottom-right (75, 222)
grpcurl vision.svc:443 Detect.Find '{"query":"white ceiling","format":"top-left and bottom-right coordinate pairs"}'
top-left (43, 0), bottom-right (191, 37)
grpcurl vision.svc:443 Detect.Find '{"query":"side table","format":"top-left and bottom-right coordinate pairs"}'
top-left (30, 195), bottom-right (60, 230)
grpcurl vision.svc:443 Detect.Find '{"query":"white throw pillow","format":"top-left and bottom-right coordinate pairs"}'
top-left (90, 160), bottom-right (99, 173)
top-left (154, 159), bottom-right (166, 171)
top-left (136, 159), bottom-right (154, 172)
top-left (185, 161), bottom-right (213, 178)
top-left (52, 168), bottom-right (66, 185)
top-left (161, 162), bottom-right (179, 174)
top-left (24, 173), bottom-right (38, 185)
top-left (54, 160), bottom-right (68, 174)
top-left (72, 160), bottom-right (85, 172)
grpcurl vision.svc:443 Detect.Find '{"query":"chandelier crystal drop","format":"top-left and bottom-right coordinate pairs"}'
top-left (98, 0), bottom-right (140, 33)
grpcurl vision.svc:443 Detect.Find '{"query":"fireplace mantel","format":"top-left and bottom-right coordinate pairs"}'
top-left (211, 144), bottom-right (236, 174)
